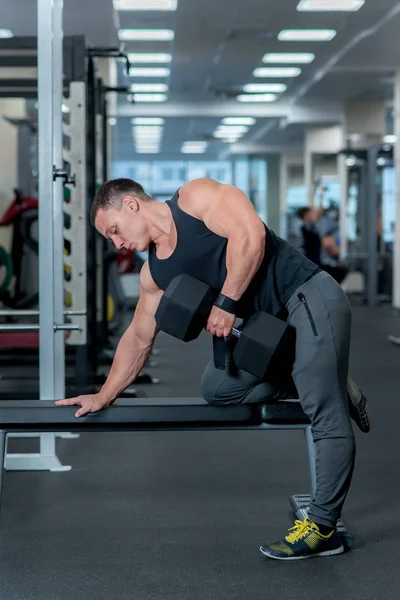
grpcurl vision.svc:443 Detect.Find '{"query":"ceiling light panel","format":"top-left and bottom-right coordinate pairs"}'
top-left (237, 94), bottom-right (277, 102)
top-left (132, 118), bottom-right (165, 125)
top-left (243, 83), bottom-right (287, 93)
top-left (118, 29), bottom-right (175, 41)
top-left (114, 0), bottom-right (177, 10)
top-left (278, 29), bottom-right (336, 41)
top-left (297, 0), bottom-right (364, 11)
top-left (253, 67), bottom-right (301, 77)
top-left (263, 53), bottom-right (315, 63)
top-left (129, 67), bottom-right (170, 77)
top-left (130, 84), bottom-right (168, 92)
top-left (133, 94), bottom-right (168, 102)
top-left (128, 53), bottom-right (172, 63)
top-left (215, 126), bottom-right (249, 133)
top-left (221, 117), bottom-right (256, 125)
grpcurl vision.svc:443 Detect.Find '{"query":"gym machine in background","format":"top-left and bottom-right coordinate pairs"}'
top-left (0, 34), bottom-right (158, 396)
top-left (341, 144), bottom-right (395, 306)
top-left (0, 15), bottom-right (160, 473)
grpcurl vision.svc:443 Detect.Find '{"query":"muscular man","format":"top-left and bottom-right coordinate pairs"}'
top-left (56, 178), bottom-right (369, 560)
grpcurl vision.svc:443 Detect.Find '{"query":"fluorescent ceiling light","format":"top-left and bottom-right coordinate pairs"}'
top-left (132, 117), bottom-right (165, 125)
top-left (135, 142), bottom-right (162, 147)
top-left (129, 67), bottom-right (170, 77)
top-left (136, 146), bottom-right (160, 152)
top-left (215, 126), bottom-right (249, 133)
top-left (237, 94), bottom-right (277, 102)
top-left (134, 133), bottom-right (163, 140)
top-left (263, 53), bottom-right (315, 64)
top-left (182, 142), bottom-right (207, 147)
top-left (182, 145), bottom-right (208, 151)
top-left (243, 83), bottom-right (287, 93)
top-left (383, 135), bottom-right (397, 144)
top-left (134, 125), bottom-right (163, 132)
top-left (297, 0), bottom-right (364, 11)
top-left (118, 29), bottom-right (174, 41)
top-left (0, 29), bottom-right (13, 39)
top-left (181, 148), bottom-right (206, 154)
top-left (114, 0), bottom-right (177, 10)
top-left (254, 67), bottom-right (301, 77)
top-left (214, 132), bottom-right (244, 139)
top-left (278, 29), bottom-right (336, 41)
top-left (108, 117), bottom-right (117, 126)
top-left (136, 149), bottom-right (160, 153)
top-left (130, 83), bottom-right (168, 92)
top-left (134, 134), bottom-right (163, 140)
top-left (128, 53), bottom-right (172, 63)
top-left (133, 94), bottom-right (168, 102)
top-left (135, 142), bottom-right (161, 148)
top-left (221, 117), bottom-right (256, 125)
top-left (134, 138), bottom-right (162, 143)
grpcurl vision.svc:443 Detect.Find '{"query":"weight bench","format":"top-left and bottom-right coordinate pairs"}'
top-left (0, 398), bottom-right (353, 549)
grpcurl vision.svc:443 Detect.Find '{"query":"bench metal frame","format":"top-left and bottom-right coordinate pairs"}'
top-left (0, 400), bottom-right (353, 549)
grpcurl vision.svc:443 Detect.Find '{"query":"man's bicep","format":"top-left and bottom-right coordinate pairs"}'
top-left (128, 262), bottom-right (163, 343)
top-left (129, 289), bottom-right (162, 345)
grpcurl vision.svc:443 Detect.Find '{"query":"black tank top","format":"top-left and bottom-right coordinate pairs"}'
top-left (301, 223), bottom-right (321, 266)
top-left (148, 189), bottom-right (319, 319)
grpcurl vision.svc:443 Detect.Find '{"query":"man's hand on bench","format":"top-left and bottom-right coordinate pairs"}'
top-left (55, 393), bottom-right (112, 418)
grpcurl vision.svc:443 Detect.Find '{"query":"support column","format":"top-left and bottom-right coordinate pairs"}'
top-left (266, 154), bottom-right (281, 234)
top-left (304, 126), bottom-right (343, 207)
top-left (367, 146), bottom-right (379, 307)
top-left (52, 0), bottom-right (66, 401)
top-left (393, 72), bottom-right (400, 310)
top-left (337, 153), bottom-right (348, 260)
top-left (279, 154), bottom-right (288, 239)
top-left (38, 0), bottom-right (56, 400)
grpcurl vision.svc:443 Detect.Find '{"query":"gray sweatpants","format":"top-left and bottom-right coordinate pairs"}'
top-left (201, 271), bottom-right (356, 527)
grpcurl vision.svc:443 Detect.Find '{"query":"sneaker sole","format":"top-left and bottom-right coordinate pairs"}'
top-left (347, 377), bottom-right (370, 433)
top-left (259, 544), bottom-right (345, 560)
top-left (348, 391), bottom-right (370, 433)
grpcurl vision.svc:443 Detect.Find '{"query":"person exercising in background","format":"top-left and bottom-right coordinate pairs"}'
top-left (56, 178), bottom-right (369, 561)
top-left (297, 206), bottom-right (348, 284)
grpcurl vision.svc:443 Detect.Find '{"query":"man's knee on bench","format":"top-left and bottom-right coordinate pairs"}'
top-left (200, 366), bottom-right (280, 406)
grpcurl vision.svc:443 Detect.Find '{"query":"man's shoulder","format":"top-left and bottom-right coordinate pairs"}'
top-left (180, 178), bottom-right (219, 197)
top-left (179, 179), bottom-right (221, 217)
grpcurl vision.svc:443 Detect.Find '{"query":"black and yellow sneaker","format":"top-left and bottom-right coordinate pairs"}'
top-left (260, 519), bottom-right (344, 561)
top-left (347, 375), bottom-right (370, 433)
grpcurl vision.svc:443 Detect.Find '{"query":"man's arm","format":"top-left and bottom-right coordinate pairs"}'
top-left (321, 236), bottom-right (340, 257)
top-left (55, 262), bottom-right (163, 416)
top-left (98, 261), bottom-right (162, 403)
top-left (182, 178), bottom-right (266, 301)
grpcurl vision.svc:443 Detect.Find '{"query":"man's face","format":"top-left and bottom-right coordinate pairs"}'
top-left (95, 199), bottom-right (149, 252)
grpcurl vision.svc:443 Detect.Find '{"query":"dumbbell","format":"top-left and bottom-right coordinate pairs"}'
top-left (155, 274), bottom-right (295, 379)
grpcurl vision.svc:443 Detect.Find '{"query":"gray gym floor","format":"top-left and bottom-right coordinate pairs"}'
top-left (0, 302), bottom-right (399, 600)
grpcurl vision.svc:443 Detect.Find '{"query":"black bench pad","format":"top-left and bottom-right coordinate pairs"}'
top-left (259, 400), bottom-right (310, 424)
top-left (0, 398), bottom-right (310, 432)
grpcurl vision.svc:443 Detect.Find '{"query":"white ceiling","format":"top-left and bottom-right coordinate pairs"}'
top-left (1, 0), bottom-right (400, 160)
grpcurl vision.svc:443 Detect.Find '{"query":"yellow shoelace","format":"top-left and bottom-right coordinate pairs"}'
top-left (285, 519), bottom-right (316, 543)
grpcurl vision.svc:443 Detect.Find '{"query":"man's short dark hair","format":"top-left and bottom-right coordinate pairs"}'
top-left (90, 178), bottom-right (150, 226)
top-left (296, 206), bottom-right (312, 220)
